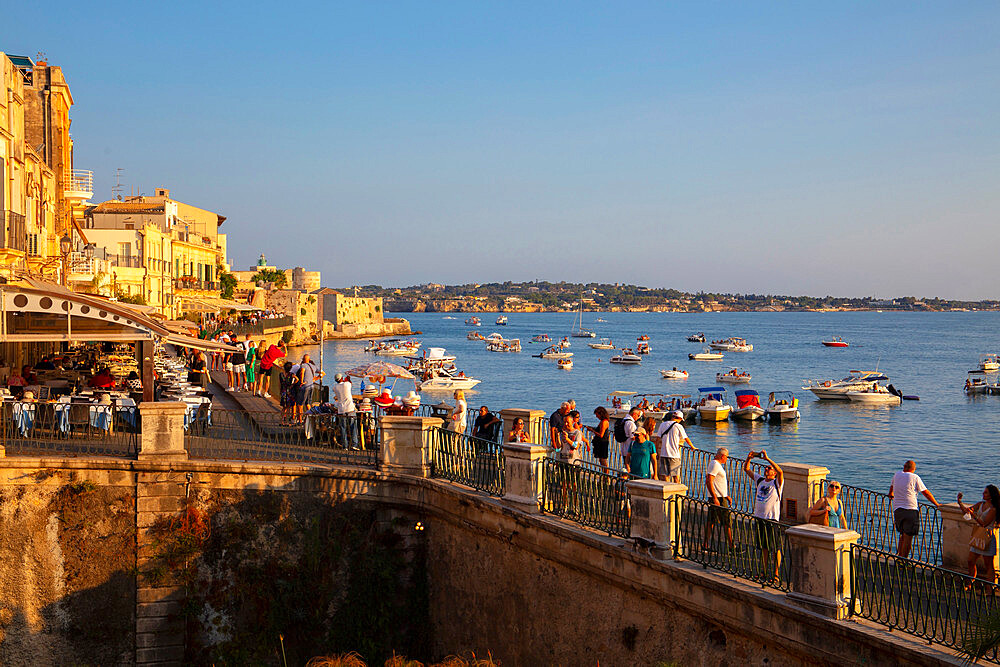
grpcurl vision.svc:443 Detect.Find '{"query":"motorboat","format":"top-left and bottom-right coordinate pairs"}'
top-left (629, 394), bottom-right (670, 420)
top-left (697, 387), bottom-right (732, 422)
top-left (415, 367), bottom-right (482, 391)
top-left (367, 339), bottom-right (421, 356)
top-left (534, 345), bottom-right (573, 360)
top-left (486, 338), bottom-right (521, 352)
top-left (571, 296), bottom-right (596, 337)
top-left (845, 383), bottom-right (902, 405)
top-left (485, 332), bottom-right (504, 343)
top-left (405, 347), bottom-right (457, 365)
top-left (966, 371), bottom-right (990, 394)
top-left (687, 332), bottom-right (706, 343)
top-left (822, 337), bottom-right (849, 348)
top-left (467, 331), bottom-right (485, 341)
top-left (496, 315), bottom-right (508, 326)
top-left (802, 370), bottom-right (890, 400)
top-left (660, 368), bottom-right (689, 379)
top-left (664, 394), bottom-right (698, 421)
top-left (442, 316), bottom-right (456, 320)
top-left (689, 348), bottom-right (724, 361)
top-left (716, 368), bottom-right (751, 384)
top-left (710, 337), bottom-right (753, 352)
top-left (531, 334), bottom-right (551, 343)
top-left (979, 354), bottom-right (1000, 372)
top-left (557, 358), bottom-right (573, 370)
top-left (556, 338), bottom-right (571, 349)
top-left (732, 389), bottom-right (766, 421)
top-left (596, 318), bottom-right (608, 323)
top-left (765, 391), bottom-right (800, 421)
top-left (465, 316), bottom-right (481, 326)
top-left (588, 338), bottom-right (615, 350)
top-left (636, 341), bottom-right (651, 355)
top-left (610, 349), bottom-right (642, 365)
top-left (606, 390), bottom-right (636, 418)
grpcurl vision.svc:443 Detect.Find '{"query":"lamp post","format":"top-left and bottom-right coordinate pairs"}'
top-left (59, 233), bottom-right (72, 287)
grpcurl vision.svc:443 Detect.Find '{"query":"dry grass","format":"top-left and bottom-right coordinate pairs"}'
top-left (307, 652), bottom-right (500, 667)
top-left (306, 652), bottom-right (368, 667)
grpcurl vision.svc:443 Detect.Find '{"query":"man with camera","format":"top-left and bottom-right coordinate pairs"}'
top-left (743, 450), bottom-right (784, 583)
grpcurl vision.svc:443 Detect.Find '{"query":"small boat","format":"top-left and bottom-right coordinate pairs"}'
top-left (442, 316), bottom-right (456, 320)
top-left (765, 391), bottom-right (800, 421)
top-left (689, 348), bottom-right (724, 361)
top-left (415, 368), bottom-right (482, 391)
top-left (610, 349), bottom-right (642, 365)
top-left (486, 338), bottom-right (521, 352)
top-left (664, 394), bottom-right (698, 421)
top-left (607, 391), bottom-right (637, 418)
top-left (467, 331), bottom-right (486, 341)
top-left (660, 368), bottom-right (689, 379)
top-left (596, 318), bottom-right (608, 323)
top-left (404, 347), bottom-right (457, 365)
top-left (534, 345), bottom-right (573, 360)
top-left (822, 337), bottom-right (849, 348)
top-left (803, 370), bottom-right (890, 400)
top-left (571, 296), bottom-right (596, 337)
top-left (588, 338), bottom-right (615, 350)
top-left (697, 387), bottom-right (732, 422)
top-left (636, 341), bottom-right (651, 355)
top-left (979, 354), bottom-right (1000, 372)
top-left (966, 371), bottom-right (990, 394)
top-left (732, 389), bottom-right (766, 421)
top-left (716, 368), bottom-right (751, 384)
top-left (709, 337), bottom-right (753, 352)
top-left (556, 338), bottom-right (571, 349)
top-left (485, 332), bottom-right (504, 343)
top-left (845, 383), bottom-right (902, 405)
top-left (687, 332), bottom-right (706, 343)
top-left (637, 335), bottom-right (650, 341)
top-left (464, 316), bottom-right (481, 326)
top-left (531, 334), bottom-right (551, 343)
top-left (496, 315), bottom-right (508, 326)
top-left (367, 339), bottom-right (421, 356)
top-left (557, 358), bottom-right (573, 370)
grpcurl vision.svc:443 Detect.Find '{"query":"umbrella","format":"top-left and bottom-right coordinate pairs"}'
top-left (345, 361), bottom-right (415, 395)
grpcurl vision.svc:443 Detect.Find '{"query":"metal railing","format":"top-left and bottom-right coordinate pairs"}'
top-left (673, 495), bottom-right (790, 591)
top-left (174, 278), bottom-right (220, 292)
top-left (185, 408), bottom-right (378, 466)
top-left (540, 457), bottom-right (632, 537)
top-left (262, 315), bottom-right (294, 330)
top-left (851, 542), bottom-right (1000, 662)
top-left (0, 402), bottom-right (139, 458)
top-left (106, 253), bottom-right (143, 269)
top-left (65, 169), bottom-right (94, 196)
top-left (680, 448), bottom-right (768, 515)
top-left (816, 479), bottom-right (942, 565)
top-left (429, 427), bottom-right (505, 496)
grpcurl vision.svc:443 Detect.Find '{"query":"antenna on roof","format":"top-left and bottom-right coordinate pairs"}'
top-left (35, 51), bottom-right (47, 62)
top-left (112, 168), bottom-right (124, 201)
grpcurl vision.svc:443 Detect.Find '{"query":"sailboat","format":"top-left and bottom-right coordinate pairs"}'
top-left (571, 295), bottom-right (595, 338)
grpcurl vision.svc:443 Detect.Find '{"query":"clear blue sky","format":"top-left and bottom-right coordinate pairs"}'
top-left (6, 2), bottom-right (999, 298)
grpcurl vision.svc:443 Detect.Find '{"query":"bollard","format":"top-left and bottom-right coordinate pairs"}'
top-left (627, 479), bottom-right (688, 559)
top-left (779, 462), bottom-right (830, 523)
top-left (379, 415), bottom-right (443, 477)
top-left (502, 442), bottom-right (549, 514)
top-left (785, 524), bottom-right (860, 619)
top-left (138, 402), bottom-right (188, 461)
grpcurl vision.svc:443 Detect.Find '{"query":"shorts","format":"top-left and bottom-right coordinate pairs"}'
top-left (753, 518), bottom-right (781, 551)
top-left (225, 361), bottom-right (233, 371)
top-left (231, 364), bottom-right (245, 374)
top-left (707, 497), bottom-right (732, 528)
top-left (662, 457), bottom-right (681, 477)
top-left (592, 439), bottom-right (609, 459)
top-left (296, 385), bottom-right (312, 406)
top-left (893, 508), bottom-right (920, 536)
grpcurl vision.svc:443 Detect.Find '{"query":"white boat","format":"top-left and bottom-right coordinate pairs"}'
top-left (845, 383), bottom-right (901, 405)
top-left (697, 387), bottom-right (732, 422)
top-left (966, 372), bottom-right (990, 394)
top-left (664, 394), bottom-right (698, 421)
top-left (689, 348), bottom-right (724, 361)
top-left (660, 368), bottom-right (689, 379)
top-left (467, 331), bottom-right (485, 341)
top-left (571, 296), bottom-right (596, 337)
top-left (588, 338), bottom-right (615, 350)
top-left (596, 318), bottom-right (608, 323)
top-left (765, 391), bottom-right (800, 421)
top-left (496, 315), bottom-right (508, 326)
top-left (709, 337), bottom-right (753, 352)
top-left (534, 346), bottom-right (573, 360)
top-left (980, 354), bottom-right (1000, 372)
top-left (557, 358), bottom-right (573, 370)
top-left (531, 334), bottom-right (551, 343)
top-left (405, 347), bottom-right (457, 365)
top-left (416, 368), bottom-right (482, 391)
top-left (606, 390), bottom-right (637, 418)
top-left (687, 332), bottom-right (706, 343)
top-left (803, 370), bottom-right (890, 400)
top-left (367, 339), bottom-right (421, 356)
top-left (636, 341), bottom-right (650, 355)
top-left (732, 389), bottom-right (766, 421)
top-left (716, 368), bottom-right (751, 384)
top-left (486, 338), bottom-right (521, 352)
top-left (610, 349), bottom-right (642, 365)
top-left (464, 316), bottom-right (481, 326)
top-left (485, 332), bottom-right (504, 343)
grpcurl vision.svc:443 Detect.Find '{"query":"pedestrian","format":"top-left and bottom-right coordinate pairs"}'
top-left (702, 447), bottom-right (734, 551)
top-left (295, 354), bottom-right (320, 423)
top-left (473, 405), bottom-right (502, 441)
top-left (888, 460), bottom-right (941, 559)
top-left (331, 373), bottom-right (356, 415)
top-left (245, 338), bottom-right (257, 394)
top-left (508, 417), bottom-right (530, 443)
top-left (808, 480), bottom-right (847, 528)
top-left (586, 406), bottom-right (611, 472)
top-left (449, 389), bottom-right (467, 433)
top-left (743, 450), bottom-right (784, 582)
top-left (559, 410), bottom-right (585, 464)
top-left (655, 410), bottom-right (694, 483)
top-left (549, 402), bottom-right (570, 451)
top-left (628, 427), bottom-right (657, 479)
top-left (278, 361), bottom-right (298, 425)
top-left (187, 351), bottom-right (209, 388)
top-left (957, 485), bottom-right (1000, 584)
top-left (616, 406), bottom-right (641, 459)
top-left (258, 339), bottom-right (285, 398)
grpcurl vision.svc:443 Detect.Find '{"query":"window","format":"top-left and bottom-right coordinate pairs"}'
top-left (124, 222), bottom-right (134, 230)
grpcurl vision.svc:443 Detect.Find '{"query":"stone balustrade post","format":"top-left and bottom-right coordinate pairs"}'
top-left (785, 524), bottom-right (860, 619)
top-left (499, 408), bottom-right (548, 446)
top-left (940, 502), bottom-right (999, 576)
top-left (779, 462), bottom-right (830, 523)
top-left (502, 442), bottom-right (549, 514)
top-left (627, 479), bottom-right (688, 559)
top-left (379, 415), bottom-right (443, 477)
top-left (138, 402), bottom-right (188, 461)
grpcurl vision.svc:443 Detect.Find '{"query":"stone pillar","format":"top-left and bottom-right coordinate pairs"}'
top-left (138, 402), bottom-right (188, 461)
top-left (499, 408), bottom-right (547, 446)
top-left (940, 502), bottom-right (999, 576)
top-left (379, 415), bottom-right (442, 477)
top-left (502, 442), bottom-right (549, 514)
top-left (627, 479), bottom-right (688, 559)
top-left (779, 462), bottom-right (830, 523)
top-left (786, 524), bottom-right (860, 619)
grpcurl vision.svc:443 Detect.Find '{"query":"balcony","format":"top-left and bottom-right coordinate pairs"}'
top-left (64, 169), bottom-right (94, 201)
top-left (106, 253), bottom-right (144, 269)
top-left (174, 277), bottom-right (220, 292)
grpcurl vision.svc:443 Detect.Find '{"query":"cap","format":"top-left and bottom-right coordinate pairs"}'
top-left (334, 373), bottom-right (344, 382)
top-left (671, 410), bottom-right (684, 419)
top-left (635, 427), bottom-right (647, 436)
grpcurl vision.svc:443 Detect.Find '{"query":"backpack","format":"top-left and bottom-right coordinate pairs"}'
top-left (613, 417), bottom-right (632, 443)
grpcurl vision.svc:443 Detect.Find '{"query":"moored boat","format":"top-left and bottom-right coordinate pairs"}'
top-left (571, 296), bottom-right (596, 337)
top-left (610, 349), bottom-right (642, 365)
top-left (689, 348), bottom-right (724, 361)
top-left (716, 368), bottom-right (751, 384)
top-left (464, 316), bottom-right (481, 326)
top-left (822, 337), bottom-right (849, 348)
top-left (697, 386), bottom-right (732, 422)
top-left (732, 389), bottom-right (765, 421)
top-left (765, 391), bottom-right (800, 420)
top-left (636, 341), bottom-right (650, 355)
top-left (979, 354), bottom-right (1000, 372)
top-left (557, 358), bottom-right (573, 370)
top-left (534, 345), bottom-right (573, 360)
top-left (588, 338), bottom-right (615, 350)
top-left (802, 370), bottom-right (890, 400)
top-left (496, 315), bottom-right (508, 326)
top-left (531, 334), bottom-right (551, 343)
top-left (660, 367), bottom-right (689, 379)
top-left (687, 332), bottom-right (706, 343)
top-left (845, 383), bottom-right (902, 405)
top-left (467, 331), bottom-right (486, 341)
top-left (966, 371), bottom-right (990, 394)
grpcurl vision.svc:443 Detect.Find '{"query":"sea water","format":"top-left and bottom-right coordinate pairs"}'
top-left (298, 311), bottom-right (1000, 499)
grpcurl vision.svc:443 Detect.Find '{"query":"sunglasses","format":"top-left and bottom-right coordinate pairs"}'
top-left (830, 485), bottom-right (841, 490)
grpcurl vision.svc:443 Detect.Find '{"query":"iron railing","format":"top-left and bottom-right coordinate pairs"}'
top-left (429, 427), bottom-right (505, 496)
top-left (0, 402), bottom-right (139, 458)
top-left (540, 457), bottom-right (632, 537)
top-left (673, 495), bottom-right (790, 591)
top-left (816, 479), bottom-right (942, 565)
top-left (851, 542), bottom-right (1000, 662)
top-left (262, 315), bottom-right (294, 330)
top-left (185, 408), bottom-right (378, 465)
top-left (680, 448), bottom-right (768, 515)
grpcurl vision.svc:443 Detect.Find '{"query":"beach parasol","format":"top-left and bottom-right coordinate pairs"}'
top-left (344, 361), bottom-right (415, 392)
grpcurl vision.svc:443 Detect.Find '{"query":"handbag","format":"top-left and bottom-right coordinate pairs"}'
top-left (970, 523), bottom-right (997, 552)
top-left (808, 498), bottom-right (830, 526)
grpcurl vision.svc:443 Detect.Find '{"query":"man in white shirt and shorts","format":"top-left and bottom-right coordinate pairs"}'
top-left (889, 460), bottom-right (941, 559)
top-left (744, 450), bottom-right (784, 582)
top-left (703, 448), bottom-right (733, 551)
top-left (655, 410), bottom-right (694, 483)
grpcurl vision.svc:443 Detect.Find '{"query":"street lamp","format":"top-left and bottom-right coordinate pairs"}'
top-left (84, 243), bottom-right (95, 259)
top-left (59, 233), bottom-right (72, 287)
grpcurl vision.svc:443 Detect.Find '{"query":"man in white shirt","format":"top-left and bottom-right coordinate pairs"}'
top-left (655, 411), bottom-right (694, 483)
top-left (622, 407), bottom-right (642, 458)
top-left (744, 450), bottom-right (784, 582)
top-left (889, 460), bottom-right (941, 559)
top-left (703, 447), bottom-right (733, 551)
top-left (331, 373), bottom-right (355, 415)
